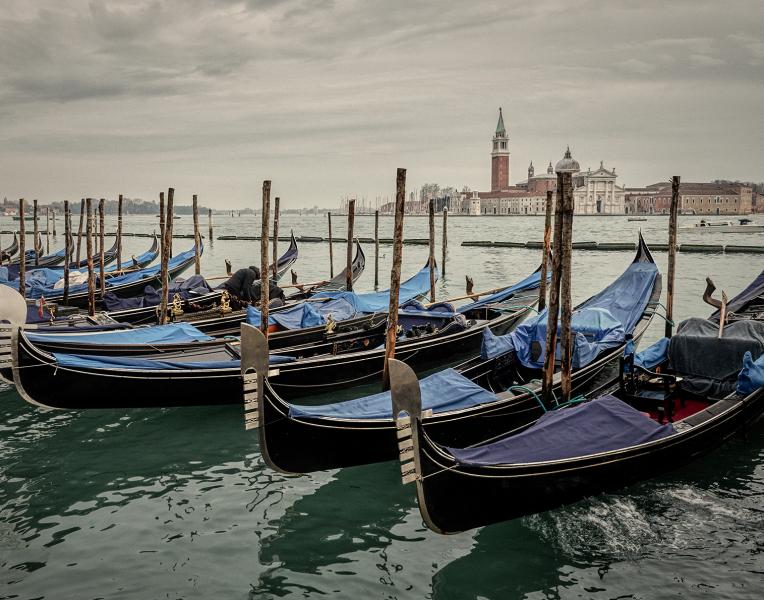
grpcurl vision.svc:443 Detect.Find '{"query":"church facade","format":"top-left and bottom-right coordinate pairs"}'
top-left (460, 109), bottom-right (625, 215)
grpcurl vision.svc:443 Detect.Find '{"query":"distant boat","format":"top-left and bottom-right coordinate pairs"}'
top-left (627, 217), bottom-right (647, 221)
top-left (154, 215), bottom-right (182, 219)
top-left (11, 215), bottom-right (35, 221)
top-left (679, 218), bottom-right (764, 233)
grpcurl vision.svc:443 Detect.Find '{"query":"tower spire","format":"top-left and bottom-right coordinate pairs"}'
top-left (495, 107), bottom-right (506, 136)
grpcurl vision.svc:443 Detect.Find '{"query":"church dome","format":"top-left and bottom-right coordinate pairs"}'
top-left (555, 147), bottom-right (580, 173)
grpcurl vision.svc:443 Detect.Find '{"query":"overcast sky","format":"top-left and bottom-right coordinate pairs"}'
top-left (1, 0), bottom-right (762, 208)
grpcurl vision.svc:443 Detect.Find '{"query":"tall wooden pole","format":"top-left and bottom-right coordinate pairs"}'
top-left (382, 168), bottom-right (406, 389)
top-left (272, 196), bottom-right (280, 279)
top-left (52, 209), bottom-right (56, 237)
top-left (192, 194), bottom-right (201, 275)
top-left (346, 199), bottom-right (355, 291)
top-left (76, 199), bottom-right (84, 264)
top-left (542, 184), bottom-right (565, 404)
top-left (428, 199), bottom-right (436, 302)
top-left (98, 199), bottom-right (106, 297)
top-left (327, 212), bottom-right (334, 278)
top-left (374, 210), bottom-right (380, 288)
top-left (666, 176), bottom-right (680, 337)
top-left (159, 191), bottom-right (166, 262)
top-left (86, 199), bottom-right (95, 316)
top-left (33, 199), bottom-right (39, 266)
top-left (260, 181), bottom-right (271, 337)
top-left (558, 173), bottom-right (575, 402)
top-left (538, 190), bottom-right (554, 312)
top-left (63, 201), bottom-right (71, 305)
top-left (158, 189), bottom-right (174, 324)
top-left (208, 209), bottom-right (213, 246)
top-left (441, 208), bottom-right (448, 278)
top-left (18, 199), bottom-right (26, 298)
top-left (45, 207), bottom-right (50, 254)
top-left (117, 194), bottom-right (123, 271)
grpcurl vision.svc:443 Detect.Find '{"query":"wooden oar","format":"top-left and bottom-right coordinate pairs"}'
top-left (423, 283), bottom-right (514, 307)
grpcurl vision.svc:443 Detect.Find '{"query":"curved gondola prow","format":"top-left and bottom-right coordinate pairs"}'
top-left (0, 286), bottom-right (28, 383)
top-left (389, 358), bottom-right (445, 533)
top-left (240, 323), bottom-right (279, 466)
top-left (634, 231), bottom-right (655, 264)
top-left (1, 232), bottom-right (19, 260)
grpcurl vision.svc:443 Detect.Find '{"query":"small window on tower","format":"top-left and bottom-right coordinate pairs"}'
top-left (501, 141), bottom-right (507, 149)
top-left (493, 142), bottom-right (498, 150)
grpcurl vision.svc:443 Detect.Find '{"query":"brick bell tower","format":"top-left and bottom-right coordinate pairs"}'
top-left (491, 107), bottom-right (510, 191)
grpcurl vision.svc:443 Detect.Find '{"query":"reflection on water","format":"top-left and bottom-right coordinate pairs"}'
top-left (1, 215), bottom-right (762, 598)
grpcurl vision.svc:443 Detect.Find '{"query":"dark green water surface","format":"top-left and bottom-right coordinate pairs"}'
top-left (1, 214), bottom-right (762, 598)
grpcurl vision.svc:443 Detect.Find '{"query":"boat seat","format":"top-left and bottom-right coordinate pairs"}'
top-left (619, 355), bottom-right (682, 423)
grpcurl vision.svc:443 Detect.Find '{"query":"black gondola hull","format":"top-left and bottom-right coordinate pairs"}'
top-left (413, 390), bottom-right (764, 534)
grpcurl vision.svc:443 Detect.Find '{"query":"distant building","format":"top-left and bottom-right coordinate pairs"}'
top-left (458, 109), bottom-right (625, 215)
top-left (624, 182), bottom-right (753, 215)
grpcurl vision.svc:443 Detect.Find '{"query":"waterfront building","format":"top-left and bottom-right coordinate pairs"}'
top-left (624, 182), bottom-right (753, 215)
top-left (572, 162), bottom-right (626, 214)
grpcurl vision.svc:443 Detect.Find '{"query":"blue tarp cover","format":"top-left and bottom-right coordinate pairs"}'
top-left (246, 297), bottom-right (358, 329)
top-left (459, 270), bottom-right (543, 312)
top-left (289, 368), bottom-right (497, 419)
top-left (52, 352), bottom-right (295, 371)
top-left (3, 244), bottom-right (199, 299)
top-left (634, 337), bottom-right (669, 369)
top-left (480, 260), bottom-right (657, 367)
top-left (27, 322), bottom-right (213, 346)
top-left (311, 262), bottom-right (437, 313)
top-left (710, 269), bottom-right (764, 322)
top-left (448, 395), bottom-right (675, 466)
top-left (737, 351), bottom-right (764, 396)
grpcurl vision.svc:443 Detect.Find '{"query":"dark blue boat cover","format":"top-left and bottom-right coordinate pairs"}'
top-left (480, 260), bottom-right (657, 368)
top-left (710, 268), bottom-right (764, 322)
top-left (448, 395), bottom-right (675, 466)
top-left (52, 352), bottom-right (295, 371)
top-left (246, 297), bottom-right (357, 329)
top-left (27, 322), bottom-right (212, 346)
top-left (311, 262), bottom-right (438, 313)
top-left (101, 274), bottom-right (214, 311)
top-left (634, 337), bottom-right (669, 369)
top-left (289, 368), bottom-right (497, 419)
top-left (458, 270), bottom-right (544, 312)
top-left (737, 351), bottom-right (764, 396)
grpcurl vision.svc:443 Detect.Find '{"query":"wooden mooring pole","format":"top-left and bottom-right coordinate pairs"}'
top-left (76, 199), bottom-right (84, 264)
top-left (539, 190), bottom-right (553, 311)
top-left (86, 199), bottom-right (95, 316)
top-left (327, 212), bottom-right (334, 278)
top-left (666, 175), bottom-right (680, 338)
top-left (260, 181), bottom-right (271, 337)
top-left (45, 207), bottom-right (50, 254)
top-left (272, 196), bottom-right (280, 279)
top-left (33, 199), bottom-right (39, 266)
top-left (158, 189), bottom-right (174, 324)
top-left (117, 194), bottom-right (123, 271)
top-left (346, 199), bottom-right (355, 292)
top-left (208, 209), bottom-right (214, 246)
top-left (192, 194), bottom-right (201, 275)
top-left (382, 168), bottom-right (406, 390)
top-left (159, 192), bottom-right (166, 257)
top-left (442, 208), bottom-right (448, 279)
top-left (374, 210), bottom-right (380, 288)
top-left (63, 201), bottom-right (71, 305)
top-left (52, 209), bottom-right (56, 237)
top-left (18, 199), bottom-right (26, 298)
top-left (429, 199), bottom-right (436, 302)
top-left (558, 168), bottom-right (576, 402)
top-left (98, 199), bottom-right (106, 298)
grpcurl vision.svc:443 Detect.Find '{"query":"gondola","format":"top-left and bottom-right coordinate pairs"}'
top-left (89, 231), bottom-right (303, 326)
top-left (246, 234), bottom-right (661, 474)
top-left (1, 233), bottom-right (19, 261)
top-left (7, 242), bottom-right (200, 308)
top-left (2, 235), bottom-right (155, 285)
top-left (707, 268), bottom-right (764, 323)
top-left (1, 259), bottom-right (435, 408)
top-left (389, 308), bottom-right (764, 534)
top-left (9, 240), bottom-right (67, 268)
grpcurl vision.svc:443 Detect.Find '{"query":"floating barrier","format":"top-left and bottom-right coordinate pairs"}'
top-left (460, 240), bottom-right (761, 254)
top-left (215, 235), bottom-right (435, 245)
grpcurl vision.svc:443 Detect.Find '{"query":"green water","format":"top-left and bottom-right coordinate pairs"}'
top-left (1, 214), bottom-right (762, 598)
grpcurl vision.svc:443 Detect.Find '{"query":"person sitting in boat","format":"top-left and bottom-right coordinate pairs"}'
top-left (250, 275), bottom-right (286, 308)
top-left (222, 265), bottom-right (261, 303)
